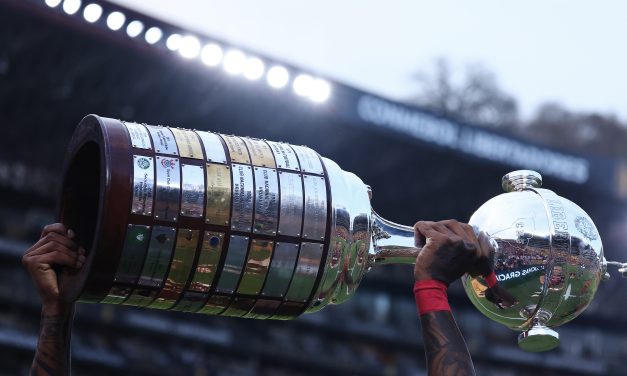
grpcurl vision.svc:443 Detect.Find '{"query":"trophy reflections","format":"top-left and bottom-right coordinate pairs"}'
top-left (59, 115), bottom-right (619, 352)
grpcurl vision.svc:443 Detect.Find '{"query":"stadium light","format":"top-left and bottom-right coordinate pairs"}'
top-left (126, 20), bottom-right (144, 38)
top-left (82, 3), bottom-right (102, 23)
top-left (201, 43), bottom-right (223, 67)
top-left (243, 57), bottom-right (265, 81)
top-left (293, 74), bottom-right (313, 97)
top-left (144, 27), bottom-right (162, 45)
top-left (45, 0), bottom-right (62, 8)
top-left (106, 11), bottom-right (125, 31)
top-left (179, 35), bottom-right (201, 59)
top-left (40, 0), bottom-right (333, 104)
top-left (267, 66), bottom-right (289, 89)
top-left (62, 0), bottom-right (81, 15)
top-left (166, 33), bottom-right (182, 51)
top-left (223, 50), bottom-right (246, 75)
top-left (310, 79), bottom-right (331, 103)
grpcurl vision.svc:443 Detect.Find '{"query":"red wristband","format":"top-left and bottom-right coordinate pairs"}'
top-left (413, 279), bottom-right (450, 316)
top-left (485, 272), bottom-right (498, 288)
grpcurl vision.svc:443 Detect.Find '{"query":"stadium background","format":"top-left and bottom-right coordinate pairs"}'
top-left (1, 0), bottom-right (627, 374)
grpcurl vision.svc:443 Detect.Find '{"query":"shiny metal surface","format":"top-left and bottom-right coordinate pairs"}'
top-left (74, 116), bottom-right (613, 348)
top-left (244, 138), bottom-right (276, 168)
top-left (180, 164), bottom-right (205, 218)
top-left (188, 231), bottom-right (224, 293)
top-left (154, 156), bottom-right (181, 222)
top-left (302, 175), bottom-right (327, 241)
top-left (231, 164), bottom-right (254, 232)
top-left (131, 156), bottom-right (154, 216)
top-left (222, 135), bottom-right (250, 164)
top-left (463, 171), bottom-right (604, 351)
top-left (137, 226), bottom-right (176, 288)
top-left (198, 294), bottom-right (231, 315)
top-left (215, 235), bottom-right (249, 294)
top-left (237, 239), bottom-right (274, 295)
top-left (244, 299), bottom-right (281, 319)
top-left (278, 172), bottom-right (304, 237)
top-left (205, 163), bottom-right (231, 226)
top-left (285, 242), bottom-right (324, 302)
top-left (113, 225), bottom-right (151, 284)
top-left (307, 157), bottom-right (371, 311)
top-left (124, 122), bottom-right (152, 150)
top-left (262, 242), bottom-right (299, 298)
top-left (267, 141), bottom-right (300, 171)
top-left (518, 325), bottom-right (560, 352)
top-left (170, 128), bottom-right (203, 159)
top-left (502, 170), bottom-right (542, 192)
top-left (291, 145), bottom-right (323, 175)
top-left (253, 167), bottom-right (279, 236)
top-left (147, 125), bottom-right (179, 156)
top-left (196, 131), bottom-right (227, 164)
top-left (150, 229), bottom-right (199, 309)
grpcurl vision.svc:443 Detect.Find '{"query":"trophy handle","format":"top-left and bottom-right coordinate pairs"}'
top-left (371, 211), bottom-right (424, 266)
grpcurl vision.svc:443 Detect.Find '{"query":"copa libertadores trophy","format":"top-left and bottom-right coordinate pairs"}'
top-left (58, 115), bottom-right (625, 352)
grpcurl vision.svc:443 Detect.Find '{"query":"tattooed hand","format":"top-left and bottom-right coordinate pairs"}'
top-left (23, 223), bottom-right (85, 376)
top-left (414, 220), bottom-right (492, 285)
top-left (413, 220), bottom-right (491, 376)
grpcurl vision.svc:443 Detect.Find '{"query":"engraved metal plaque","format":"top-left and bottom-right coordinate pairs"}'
top-left (285, 242), bottom-right (324, 302)
top-left (137, 226), bottom-right (176, 288)
top-left (170, 128), bottom-right (203, 159)
top-left (278, 172), bottom-right (303, 237)
top-left (180, 164), bottom-right (205, 218)
top-left (113, 225), bottom-right (151, 284)
top-left (196, 131), bottom-right (227, 164)
top-left (222, 135), bottom-right (250, 164)
top-left (150, 229), bottom-right (199, 309)
top-left (124, 122), bottom-right (152, 149)
top-left (205, 163), bottom-right (231, 226)
top-left (231, 164), bottom-right (254, 232)
top-left (131, 156), bottom-right (154, 216)
top-left (302, 175), bottom-right (327, 240)
top-left (188, 231), bottom-right (224, 293)
top-left (237, 239), bottom-right (274, 295)
top-left (267, 141), bottom-right (300, 171)
top-left (253, 167), bottom-right (279, 236)
top-left (262, 242), bottom-right (299, 298)
top-left (215, 235), bottom-right (249, 294)
top-left (147, 126), bottom-right (179, 156)
top-left (155, 156), bottom-right (181, 222)
top-left (291, 145), bottom-right (323, 175)
top-left (244, 138), bottom-right (276, 167)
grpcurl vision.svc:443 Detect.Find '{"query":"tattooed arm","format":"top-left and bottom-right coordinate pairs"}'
top-left (413, 220), bottom-right (493, 376)
top-left (420, 311), bottom-right (475, 376)
top-left (23, 223), bottom-right (85, 376)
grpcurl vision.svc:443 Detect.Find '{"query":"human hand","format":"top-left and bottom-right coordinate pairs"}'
top-left (22, 223), bottom-right (85, 312)
top-left (413, 220), bottom-right (492, 285)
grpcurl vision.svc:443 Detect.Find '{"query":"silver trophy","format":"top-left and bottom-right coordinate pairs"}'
top-left (58, 115), bottom-right (621, 352)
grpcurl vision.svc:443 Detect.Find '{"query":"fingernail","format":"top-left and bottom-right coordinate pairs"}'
top-left (79, 255), bottom-right (86, 263)
top-left (68, 229), bottom-right (75, 238)
top-left (79, 247), bottom-right (86, 255)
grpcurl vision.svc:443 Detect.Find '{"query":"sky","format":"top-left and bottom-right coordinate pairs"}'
top-left (112, 0), bottom-right (627, 121)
